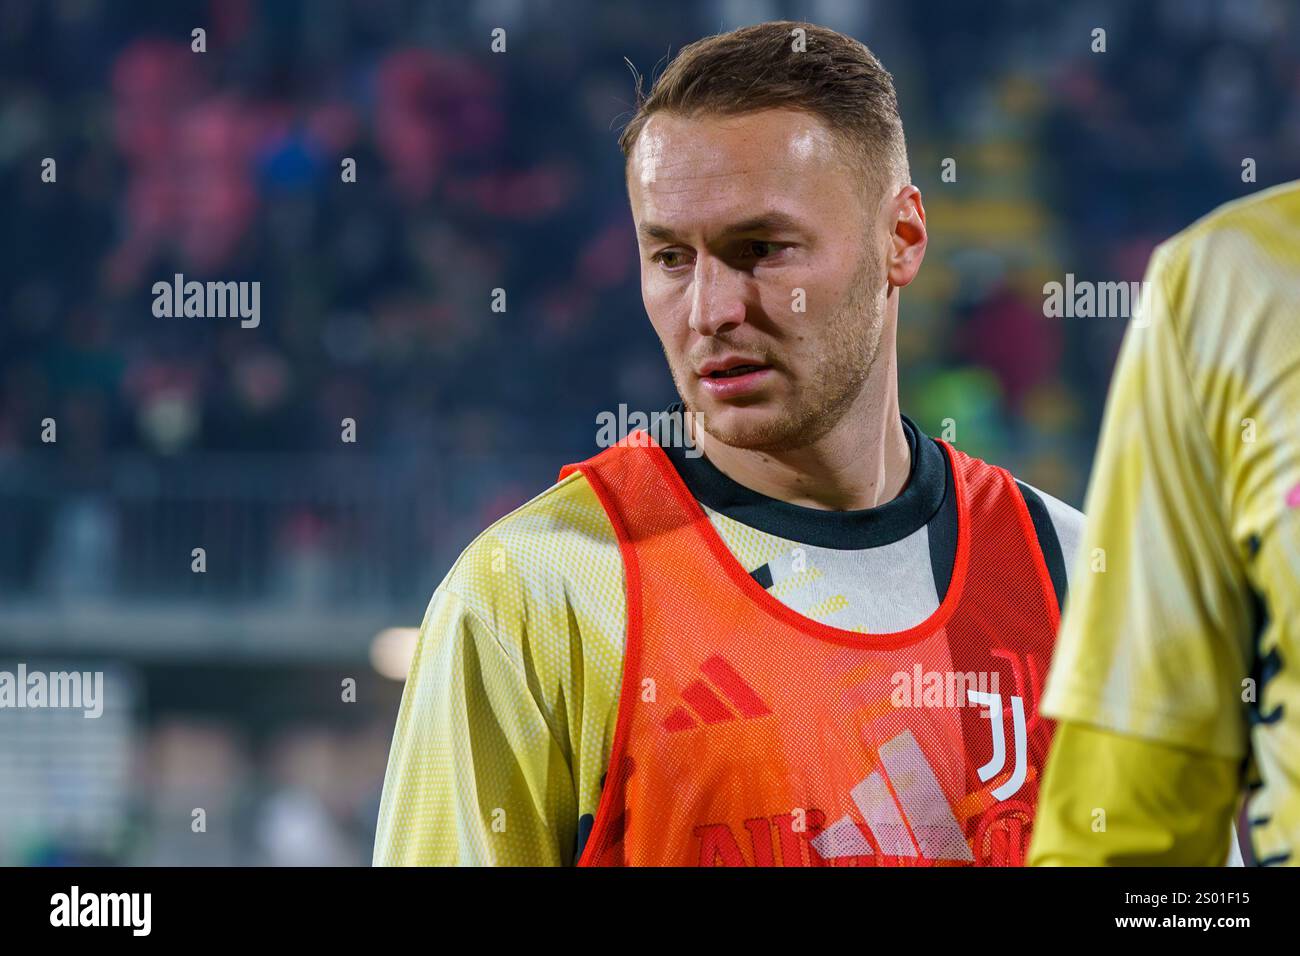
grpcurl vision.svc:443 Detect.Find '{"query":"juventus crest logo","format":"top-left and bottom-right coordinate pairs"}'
top-left (969, 690), bottom-right (1028, 800)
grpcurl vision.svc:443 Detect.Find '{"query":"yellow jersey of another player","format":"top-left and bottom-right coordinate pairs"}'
top-left (1032, 180), bottom-right (1300, 866)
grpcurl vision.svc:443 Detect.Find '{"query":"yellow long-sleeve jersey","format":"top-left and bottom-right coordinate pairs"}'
top-left (1031, 180), bottom-right (1300, 866)
top-left (373, 471), bottom-right (623, 865)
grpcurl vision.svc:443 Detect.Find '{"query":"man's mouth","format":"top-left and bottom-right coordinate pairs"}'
top-left (697, 358), bottom-right (774, 397)
top-left (706, 363), bottom-right (768, 379)
top-left (697, 355), bottom-right (771, 377)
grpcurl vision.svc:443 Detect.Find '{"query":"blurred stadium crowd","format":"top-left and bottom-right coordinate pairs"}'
top-left (0, 0), bottom-right (1297, 864)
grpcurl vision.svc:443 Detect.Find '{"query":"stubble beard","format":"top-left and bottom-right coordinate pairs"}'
top-left (671, 253), bottom-right (888, 454)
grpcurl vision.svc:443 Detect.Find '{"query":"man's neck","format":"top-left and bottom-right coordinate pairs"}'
top-left (689, 375), bottom-right (911, 513)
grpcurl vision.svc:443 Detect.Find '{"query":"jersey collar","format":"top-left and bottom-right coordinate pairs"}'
top-left (658, 402), bottom-right (947, 550)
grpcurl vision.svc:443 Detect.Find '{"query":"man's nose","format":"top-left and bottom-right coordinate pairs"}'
top-left (689, 256), bottom-right (747, 336)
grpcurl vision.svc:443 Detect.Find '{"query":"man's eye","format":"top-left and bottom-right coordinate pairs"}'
top-left (653, 250), bottom-right (689, 268)
top-left (740, 240), bottom-right (788, 262)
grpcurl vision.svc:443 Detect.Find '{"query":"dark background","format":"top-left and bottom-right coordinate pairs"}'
top-left (1, 0), bottom-right (1296, 864)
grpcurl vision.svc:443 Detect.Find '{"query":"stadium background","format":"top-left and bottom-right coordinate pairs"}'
top-left (0, 0), bottom-right (1297, 865)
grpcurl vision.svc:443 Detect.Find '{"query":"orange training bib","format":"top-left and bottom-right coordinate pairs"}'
top-left (560, 433), bottom-right (1060, 866)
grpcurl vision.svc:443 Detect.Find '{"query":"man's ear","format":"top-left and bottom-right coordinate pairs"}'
top-left (886, 185), bottom-right (927, 289)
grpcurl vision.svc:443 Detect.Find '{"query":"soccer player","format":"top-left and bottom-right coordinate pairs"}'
top-left (1029, 180), bottom-right (1300, 866)
top-left (374, 20), bottom-right (1083, 867)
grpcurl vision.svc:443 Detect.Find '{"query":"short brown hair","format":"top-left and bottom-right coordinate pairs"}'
top-left (619, 20), bottom-right (909, 192)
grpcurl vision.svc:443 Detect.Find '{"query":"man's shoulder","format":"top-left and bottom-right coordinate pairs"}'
top-left (1016, 480), bottom-right (1084, 564)
top-left (1151, 180), bottom-right (1300, 334)
top-left (945, 443), bottom-right (1085, 556)
top-left (438, 467), bottom-right (625, 642)
top-left (1165, 179), bottom-right (1300, 266)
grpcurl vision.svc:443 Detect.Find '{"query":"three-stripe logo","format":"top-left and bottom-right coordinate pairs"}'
top-left (810, 728), bottom-right (974, 862)
top-left (663, 654), bottom-right (772, 732)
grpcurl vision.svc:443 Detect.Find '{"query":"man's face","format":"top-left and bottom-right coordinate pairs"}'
top-left (627, 108), bottom-right (892, 452)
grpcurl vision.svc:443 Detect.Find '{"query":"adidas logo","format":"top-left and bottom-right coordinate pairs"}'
top-left (663, 654), bottom-right (772, 732)
top-left (811, 729), bottom-right (974, 862)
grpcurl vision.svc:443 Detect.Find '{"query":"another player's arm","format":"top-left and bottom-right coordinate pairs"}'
top-left (1029, 241), bottom-right (1253, 866)
top-left (1032, 725), bottom-right (1240, 865)
top-left (373, 579), bottom-right (576, 866)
